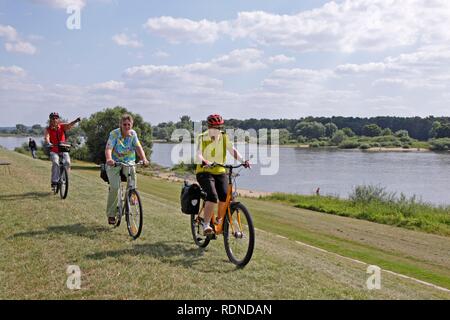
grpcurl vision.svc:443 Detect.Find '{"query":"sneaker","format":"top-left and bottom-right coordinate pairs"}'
top-left (108, 217), bottom-right (116, 225)
top-left (202, 223), bottom-right (213, 235)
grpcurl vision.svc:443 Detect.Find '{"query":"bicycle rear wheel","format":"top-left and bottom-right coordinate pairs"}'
top-left (223, 202), bottom-right (255, 267)
top-left (126, 189), bottom-right (143, 239)
top-left (191, 211), bottom-right (210, 248)
top-left (59, 167), bottom-right (69, 199)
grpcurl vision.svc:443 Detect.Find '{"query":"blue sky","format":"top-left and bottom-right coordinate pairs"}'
top-left (1, 0), bottom-right (450, 126)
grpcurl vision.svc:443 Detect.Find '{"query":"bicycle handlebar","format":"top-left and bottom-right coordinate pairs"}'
top-left (114, 161), bottom-right (144, 168)
top-left (203, 162), bottom-right (249, 169)
top-left (45, 142), bottom-right (72, 148)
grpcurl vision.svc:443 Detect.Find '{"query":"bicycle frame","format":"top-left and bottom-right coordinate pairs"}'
top-left (198, 163), bottom-right (244, 235)
top-left (116, 162), bottom-right (139, 214)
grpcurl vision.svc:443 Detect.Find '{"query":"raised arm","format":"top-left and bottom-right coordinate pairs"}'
top-left (62, 117), bottom-right (81, 131)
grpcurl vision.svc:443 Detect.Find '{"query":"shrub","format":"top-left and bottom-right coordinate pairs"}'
top-left (349, 185), bottom-right (396, 203)
top-left (338, 140), bottom-right (360, 149)
top-left (359, 143), bottom-right (370, 149)
top-left (71, 145), bottom-right (89, 161)
top-left (429, 138), bottom-right (450, 151)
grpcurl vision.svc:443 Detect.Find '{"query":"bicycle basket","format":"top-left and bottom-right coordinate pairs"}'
top-left (58, 142), bottom-right (71, 153)
top-left (180, 182), bottom-right (202, 215)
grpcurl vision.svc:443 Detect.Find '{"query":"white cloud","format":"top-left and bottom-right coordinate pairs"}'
top-left (0, 25), bottom-right (37, 55)
top-left (0, 65), bottom-right (26, 77)
top-left (336, 62), bottom-right (388, 74)
top-left (152, 50), bottom-right (170, 58)
top-left (125, 48), bottom-right (266, 79)
top-left (5, 41), bottom-right (37, 55)
top-left (144, 1), bottom-right (450, 52)
top-left (334, 46), bottom-right (450, 90)
top-left (0, 25), bottom-right (18, 42)
top-left (112, 33), bottom-right (143, 48)
top-left (268, 55), bottom-right (295, 65)
top-left (144, 16), bottom-right (227, 44)
top-left (31, 0), bottom-right (86, 9)
top-left (90, 80), bottom-right (125, 91)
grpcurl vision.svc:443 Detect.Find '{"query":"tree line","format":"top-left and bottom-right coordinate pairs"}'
top-left (153, 116), bottom-right (450, 142)
top-left (12, 112), bottom-right (450, 161)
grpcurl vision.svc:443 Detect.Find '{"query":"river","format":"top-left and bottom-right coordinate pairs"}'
top-left (152, 142), bottom-right (450, 205)
top-left (2, 137), bottom-right (449, 205)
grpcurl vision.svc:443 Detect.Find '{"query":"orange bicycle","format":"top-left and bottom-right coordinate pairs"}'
top-left (190, 163), bottom-right (255, 267)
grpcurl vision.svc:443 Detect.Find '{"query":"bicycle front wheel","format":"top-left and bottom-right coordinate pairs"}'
top-left (59, 167), bottom-right (69, 199)
top-left (126, 189), bottom-right (143, 239)
top-left (223, 202), bottom-right (255, 267)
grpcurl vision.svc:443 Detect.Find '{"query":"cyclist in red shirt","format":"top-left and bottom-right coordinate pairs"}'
top-left (44, 112), bottom-right (81, 190)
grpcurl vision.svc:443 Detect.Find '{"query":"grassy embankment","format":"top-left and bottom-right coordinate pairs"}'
top-left (0, 148), bottom-right (449, 299)
top-left (262, 189), bottom-right (450, 237)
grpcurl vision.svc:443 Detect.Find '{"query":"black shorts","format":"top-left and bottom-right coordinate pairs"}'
top-left (196, 173), bottom-right (228, 203)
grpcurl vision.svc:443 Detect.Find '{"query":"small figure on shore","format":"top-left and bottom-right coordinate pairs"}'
top-left (28, 137), bottom-right (37, 159)
top-left (316, 187), bottom-right (320, 196)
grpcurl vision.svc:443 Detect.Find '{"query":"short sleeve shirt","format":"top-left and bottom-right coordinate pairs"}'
top-left (195, 131), bottom-right (233, 175)
top-left (106, 128), bottom-right (141, 163)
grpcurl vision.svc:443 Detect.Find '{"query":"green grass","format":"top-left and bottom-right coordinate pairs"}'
top-left (1, 148), bottom-right (449, 299)
top-left (262, 192), bottom-right (450, 236)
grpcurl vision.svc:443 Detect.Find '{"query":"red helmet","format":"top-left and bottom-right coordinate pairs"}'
top-left (207, 114), bottom-right (224, 127)
top-left (49, 112), bottom-right (60, 119)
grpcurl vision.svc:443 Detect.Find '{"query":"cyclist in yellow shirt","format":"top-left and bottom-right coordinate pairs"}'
top-left (196, 114), bottom-right (250, 234)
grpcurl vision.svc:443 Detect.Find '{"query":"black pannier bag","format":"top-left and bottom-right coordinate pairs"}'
top-left (180, 181), bottom-right (202, 215)
top-left (100, 163), bottom-right (109, 183)
top-left (100, 164), bottom-right (127, 184)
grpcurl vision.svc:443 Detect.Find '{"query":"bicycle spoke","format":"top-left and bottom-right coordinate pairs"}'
top-left (224, 203), bottom-right (255, 267)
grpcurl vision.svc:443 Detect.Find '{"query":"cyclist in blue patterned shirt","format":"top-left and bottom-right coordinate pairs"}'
top-left (105, 114), bottom-right (149, 225)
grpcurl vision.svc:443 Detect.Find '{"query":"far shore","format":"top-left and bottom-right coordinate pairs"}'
top-left (0, 133), bottom-right (42, 137)
top-left (153, 140), bottom-right (432, 152)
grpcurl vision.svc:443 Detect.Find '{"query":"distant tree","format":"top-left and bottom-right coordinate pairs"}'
top-left (330, 130), bottom-right (346, 145)
top-left (81, 106), bottom-right (152, 164)
top-left (31, 124), bottom-right (43, 135)
top-left (341, 127), bottom-right (355, 137)
top-left (324, 122), bottom-right (338, 138)
top-left (395, 130), bottom-right (409, 138)
top-left (294, 121), bottom-right (326, 140)
top-left (436, 123), bottom-right (450, 138)
top-left (176, 115), bottom-right (193, 131)
top-left (429, 121), bottom-right (441, 138)
top-left (277, 128), bottom-right (291, 144)
top-left (381, 128), bottom-right (393, 136)
top-left (15, 124), bottom-right (28, 134)
top-left (362, 124), bottom-right (382, 137)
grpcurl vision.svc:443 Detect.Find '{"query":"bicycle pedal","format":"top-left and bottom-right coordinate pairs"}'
top-left (207, 233), bottom-right (217, 240)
